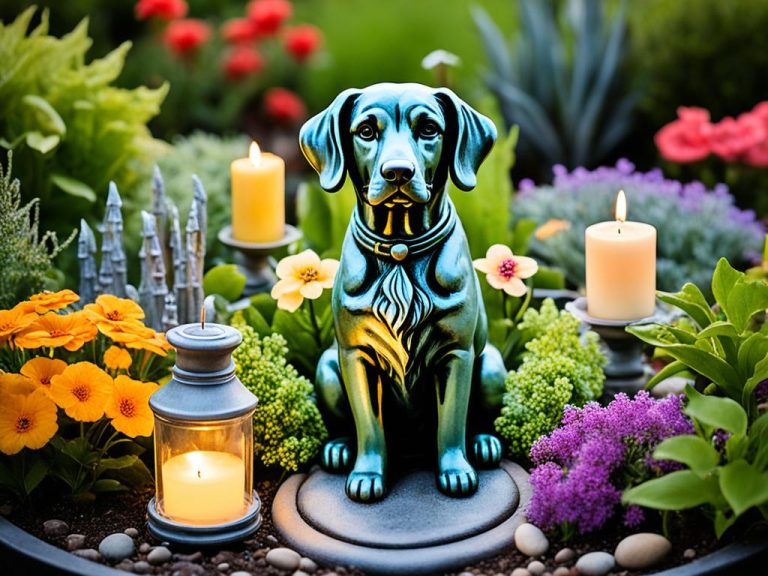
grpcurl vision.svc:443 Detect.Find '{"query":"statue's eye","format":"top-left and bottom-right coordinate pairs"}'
top-left (356, 123), bottom-right (377, 141)
top-left (418, 121), bottom-right (440, 138)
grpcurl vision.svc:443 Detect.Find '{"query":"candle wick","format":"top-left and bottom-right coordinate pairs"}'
top-left (197, 469), bottom-right (201, 479)
top-left (201, 305), bottom-right (205, 330)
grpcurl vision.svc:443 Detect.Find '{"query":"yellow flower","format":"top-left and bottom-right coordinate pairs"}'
top-left (25, 289), bottom-right (80, 314)
top-left (14, 311), bottom-right (97, 351)
top-left (49, 362), bottom-right (113, 422)
top-left (123, 331), bottom-right (172, 357)
top-left (0, 303), bottom-right (37, 345)
top-left (103, 346), bottom-right (132, 371)
top-left (0, 373), bottom-right (36, 395)
top-left (473, 244), bottom-right (538, 297)
top-left (0, 388), bottom-right (58, 455)
top-left (105, 376), bottom-right (158, 438)
top-left (84, 294), bottom-right (145, 332)
top-left (534, 219), bottom-right (571, 241)
top-left (20, 357), bottom-right (67, 397)
top-left (271, 249), bottom-right (339, 312)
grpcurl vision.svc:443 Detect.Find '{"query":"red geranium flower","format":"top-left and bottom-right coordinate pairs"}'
top-left (135, 0), bottom-right (188, 21)
top-left (655, 107), bottom-right (712, 163)
top-left (163, 19), bottom-right (211, 56)
top-left (248, 0), bottom-right (292, 36)
top-left (284, 25), bottom-right (322, 62)
top-left (264, 88), bottom-right (306, 123)
top-left (223, 46), bottom-right (265, 80)
top-left (709, 113), bottom-right (765, 162)
top-left (221, 18), bottom-right (259, 44)
top-left (745, 102), bottom-right (768, 167)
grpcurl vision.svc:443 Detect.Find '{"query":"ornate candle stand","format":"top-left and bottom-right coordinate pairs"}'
top-left (218, 225), bottom-right (303, 296)
top-left (565, 296), bottom-right (665, 396)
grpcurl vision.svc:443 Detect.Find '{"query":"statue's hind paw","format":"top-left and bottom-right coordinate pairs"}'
top-left (470, 433), bottom-right (502, 468)
top-left (322, 437), bottom-right (353, 472)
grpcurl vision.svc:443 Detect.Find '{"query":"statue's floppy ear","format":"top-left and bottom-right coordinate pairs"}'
top-left (299, 88), bottom-right (360, 192)
top-left (435, 88), bottom-right (497, 191)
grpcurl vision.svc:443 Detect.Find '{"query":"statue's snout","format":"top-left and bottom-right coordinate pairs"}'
top-left (381, 160), bottom-right (416, 184)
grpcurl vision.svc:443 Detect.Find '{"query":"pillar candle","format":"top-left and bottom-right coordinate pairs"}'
top-left (162, 450), bottom-right (245, 525)
top-left (585, 191), bottom-right (657, 320)
top-left (231, 142), bottom-right (285, 243)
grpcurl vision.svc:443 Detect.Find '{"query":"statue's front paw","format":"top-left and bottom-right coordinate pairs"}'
top-left (346, 471), bottom-right (386, 502)
top-left (322, 437), bottom-right (352, 472)
top-left (437, 449), bottom-right (478, 497)
top-left (470, 433), bottom-right (502, 469)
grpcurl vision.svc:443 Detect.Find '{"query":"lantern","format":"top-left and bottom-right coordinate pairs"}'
top-left (147, 321), bottom-right (260, 545)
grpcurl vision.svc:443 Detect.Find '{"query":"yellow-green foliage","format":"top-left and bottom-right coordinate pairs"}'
top-left (232, 317), bottom-right (327, 472)
top-left (495, 299), bottom-right (606, 459)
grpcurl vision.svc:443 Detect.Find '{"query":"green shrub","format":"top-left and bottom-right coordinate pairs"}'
top-left (495, 299), bottom-right (606, 459)
top-left (232, 317), bottom-right (327, 472)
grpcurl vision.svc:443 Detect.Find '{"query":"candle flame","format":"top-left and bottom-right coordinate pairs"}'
top-left (615, 190), bottom-right (627, 223)
top-left (249, 141), bottom-right (261, 166)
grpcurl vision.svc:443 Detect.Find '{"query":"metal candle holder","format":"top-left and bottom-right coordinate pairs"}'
top-left (565, 296), bottom-right (664, 397)
top-left (218, 224), bottom-right (303, 296)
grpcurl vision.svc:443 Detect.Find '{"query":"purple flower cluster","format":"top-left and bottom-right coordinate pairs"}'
top-left (527, 391), bottom-right (693, 535)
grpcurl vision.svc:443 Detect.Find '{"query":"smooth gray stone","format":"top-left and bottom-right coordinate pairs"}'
top-left (43, 519), bottom-right (69, 537)
top-left (266, 547), bottom-right (301, 570)
top-left (124, 528), bottom-right (139, 538)
top-left (299, 557), bottom-right (318, 572)
top-left (133, 560), bottom-right (152, 574)
top-left (147, 546), bottom-right (172, 565)
top-left (65, 534), bottom-right (86, 551)
top-left (514, 523), bottom-right (549, 557)
top-left (73, 548), bottom-right (101, 562)
top-left (554, 547), bottom-right (575, 564)
top-left (615, 533), bottom-right (671, 569)
top-left (297, 465), bottom-right (518, 548)
top-left (575, 551), bottom-right (615, 576)
top-left (98, 533), bottom-right (135, 562)
top-left (273, 461), bottom-right (531, 576)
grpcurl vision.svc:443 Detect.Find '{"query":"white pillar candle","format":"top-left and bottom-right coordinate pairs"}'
top-left (585, 191), bottom-right (657, 320)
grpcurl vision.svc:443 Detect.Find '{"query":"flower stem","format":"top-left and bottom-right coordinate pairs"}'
top-left (307, 299), bottom-right (323, 349)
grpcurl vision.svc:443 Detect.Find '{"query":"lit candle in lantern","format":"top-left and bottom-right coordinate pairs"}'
top-left (161, 450), bottom-right (246, 525)
top-left (230, 141), bottom-right (285, 243)
top-left (585, 190), bottom-right (656, 320)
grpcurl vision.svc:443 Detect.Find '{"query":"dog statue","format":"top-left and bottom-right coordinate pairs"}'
top-left (299, 83), bottom-right (507, 503)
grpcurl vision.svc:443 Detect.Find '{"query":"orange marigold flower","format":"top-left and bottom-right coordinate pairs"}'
top-left (0, 303), bottom-right (38, 344)
top-left (20, 357), bottom-right (67, 396)
top-left (0, 373), bottom-right (36, 395)
top-left (84, 295), bottom-right (145, 327)
top-left (0, 389), bottom-right (58, 455)
top-left (49, 362), bottom-right (113, 422)
top-left (123, 331), bottom-right (172, 357)
top-left (25, 289), bottom-right (80, 313)
top-left (14, 311), bottom-right (97, 351)
top-left (106, 376), bottom-right (158, 438)
top-left (104, 346), bottom-right (133, 371)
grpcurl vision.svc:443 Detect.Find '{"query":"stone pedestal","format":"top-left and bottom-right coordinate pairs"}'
top-left (272, 461), bottom-right (530, 575)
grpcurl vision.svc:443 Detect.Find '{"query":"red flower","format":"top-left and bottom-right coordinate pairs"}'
top-left (223, 46), bottom-right (265, 80)
top-left (655, 107), bottom-right (712, 163)
top-left (284, 25), bottom-right (322, 62)
top-left (163, 19), bottom-right (211, 56)
top-left (135, 0), bottom-right (188, 21)
top-left (709, 113), bottom-right (765, 162)
top-left (221, 18), bottom-right (259, 44)
top-left (264, 88), bottom-right (306, 123)
top-left (248, 0), bottom-right (292, 36)
top-left (744, 103), bottom-right (768, 167)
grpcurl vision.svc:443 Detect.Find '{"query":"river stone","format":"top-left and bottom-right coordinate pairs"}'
top-left (99, 533), bottom-right (135, 562)
top-left (552, 568), bottom-right (570, 576)
top-left (528, 560), bottom-right (546, 575)
top-left (684, 548), bottom-right (696, 560)
top-left (139, 542), bottom-right (151, 554)
top-left (651, 377), bottom-right (689, 398)
top-left (514, 523), bottom-right (549, 557)
top-left (299, 557), bottom-right (318, 572)
top-left (148, 546), bottom-right (173, 565)
top-left (511, 569), bottom-right (530, 576)
top-left (266, 547), bottom-right (301, 571)
top-left (134, 560), bottom-right (152, 574)
top-left (231, 572), bottom-right (253, 576)
top-left (615, 533), bottom-right (671, 569)
top-left (554, 547), bottom-right (575, 564)
top-left (217, 563), bottom-right (230, 571)
top-left (43, 519), bottom-right (69, 537)
top-left (294, 571), bottom-right (311, 576)
top-left (65, 533), bottom-right (86, 551)
top-left (73, 549), bottom-right (101, 562)
top-left (575, 552), bottom-right (615, 576)
top-left (124, 527), bottom-right (139, 538)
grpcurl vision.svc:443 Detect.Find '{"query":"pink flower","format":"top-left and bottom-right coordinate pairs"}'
top-left (135, 0), bottom-right (188, 21)
top-left (248, 0), bottom-right (292, 36)
top-left (745, 102), bottom-right (768, 167)
top-left (221, 18), bottom-right (259, 44)
top-left (264, 88), bottom-right (306, 123)
top-left (163, 19), bottom-right (211, 56)
top-left (284, 25), bottom-right (323, 62)
top-left (709, 113), bottom-right (765, 162)
top-left (654, 107), bottom-right (712, 163)
top-left (473, 244), bottom-right (538, 297)
top-left (223, 46), bottom-right (264, 80)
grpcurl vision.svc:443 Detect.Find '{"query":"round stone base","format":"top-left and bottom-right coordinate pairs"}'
top-left (272, 460), bottom-right (530, 575)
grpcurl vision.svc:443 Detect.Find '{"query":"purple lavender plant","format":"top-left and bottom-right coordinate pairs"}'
top-left (527, 391), bottom-right (693, 536)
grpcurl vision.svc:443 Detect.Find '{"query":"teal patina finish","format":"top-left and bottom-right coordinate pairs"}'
top-left (300, 83), bottom-right (507, 502)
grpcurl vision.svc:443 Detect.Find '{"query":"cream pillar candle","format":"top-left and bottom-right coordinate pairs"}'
top-left (231, 141), bottom-right (285, 243)
top-left (162, 450), bottom-right (245, 525)
top-left (585, 191), bottom-right (657, 320)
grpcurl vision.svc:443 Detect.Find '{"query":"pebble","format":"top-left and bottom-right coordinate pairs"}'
top-left (170, 561), bottom-right (205, 575)
top-left (73, 548), bottom-right (101, 562)
top-left (575, 551), bottom-right (615, 576)
top-left (294, 572), bottom-right (311, 576)
top-left (511, 569), bottom-right (531, 576)
top-left (553, 568), bottom-right (570, 576)
top-left (266, 534), bottom-right (280, 544)
top-left (266, 547), bottom-right (302, 571)
top-left (528, 560), bottom-right (546, 575)
top-left (555, 547), bottom-right (575, 564)
top-left (134, 560), bottom-right (152, 574)
top-left (139, 542), bottom-right (151, 554)
top-left (299, 557), bottom-right (318, 572)
top-left (651, 376), bottom-right (689, 398)
top-left (65, 533), bottom-right (86, 551)
top-left (148, 546), bottom-right (173, 565)
top-left (43, 519), bottom-right (69, 537)
top-left (217, 563), bottom-right (230, 571)
top-left (615, 533), bottom-right (672, 569)
top-left (115, 560), bottom-right (134, 572)
top-left (458, 573), bottom-right (474, 576)
top-left (231, 572), bottom-right (252, 576)
top-left (124, 527), bottom-right (139, 538)
top-left (514, 523), bottom-right (550, 557)
top-left (684, 548), bottom-right (697, 560)
top-left (99, 533), bottom-right (135, 562)
top-left (176, 551), bottom-right (203, 563)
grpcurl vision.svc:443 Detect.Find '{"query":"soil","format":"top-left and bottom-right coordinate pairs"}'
top-left (0, 469), bottom-right (737, 576)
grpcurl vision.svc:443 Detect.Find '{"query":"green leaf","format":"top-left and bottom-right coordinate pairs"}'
top-left (646, 360), bottom-right (687, 390)
top-left (715, 510), bottom-right (737, 538)
top-left (95, 454), bottom-right (138, 476)
top-left (653, 435), bottom-right (720, 476)
top-left (203, 264), bottom-right (246, 302)
top-left (92, 479), bottom-right (127, 493)
top-left (531, 266), bottom-right (565, 290)
top-left (242, 306), bottom-right (272, 338)
top-left (685, 385), bottom-right (747, 436)
top-left (712, 258), bottom-right (743, 315)
top-left (726, 278), bottom-right (768, 334)
top-left (627, 324), bottom-right (683, 348)
top-left (698, 321), bottom-right (739, 340)
top-left (657, 283), bottom-right (715, 328)
top-left (664, 346), bottom-right (742, 400)
top-left (511, 217), bottom-right (537, 257)
top-left (103, 457), bottom-right (153, 489)
top-left (743, 354), bottom-right (768, 413)
top-left (25, 131), bottom-right (60, 154)
top-left (719, 460), bottom-right (768, 516)
top-left (23, 457), bottom-right (49, 494)
top-left (60, 437), bottom-right (99, 467)
top-left (21, 94), bottom-right (66, 136)
top-left (50, 173), bottom-right (96, 202)
top-left (622, 470), bottom-right (720, 510)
